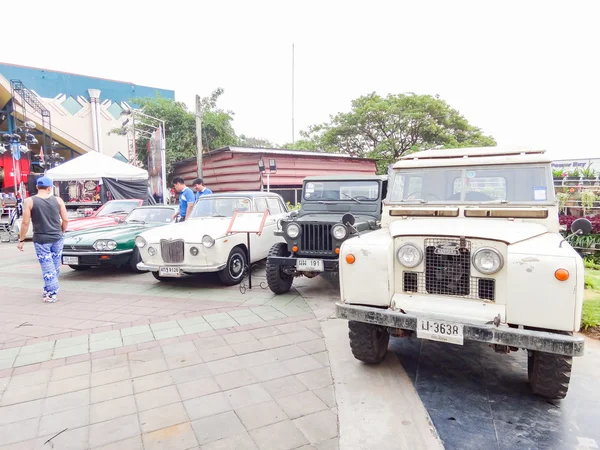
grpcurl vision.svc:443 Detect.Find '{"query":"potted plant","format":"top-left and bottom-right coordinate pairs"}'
top-left (581, 191), bottom-right (596, 214)
top-left (556, 192), bottom-right (570, 214)
top-left (552, 168), bottom-right (566, 179)
top-left (565, 168), bottom-right (582, 186)
top-left (581, 164), bottom-right (597, 186)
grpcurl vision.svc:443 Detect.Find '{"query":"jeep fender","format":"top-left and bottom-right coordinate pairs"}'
top-left (339, 229), bottom-right (393, 307)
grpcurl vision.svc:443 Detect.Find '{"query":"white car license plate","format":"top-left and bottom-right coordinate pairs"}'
top-left (159, 267), bottom-right (181, 277)
top-left (296, 258), bottom-right (324, 272)
top-left (416, 318), bottom-right (464, 345)
top-left (63, 256), bottom-right (79, 265)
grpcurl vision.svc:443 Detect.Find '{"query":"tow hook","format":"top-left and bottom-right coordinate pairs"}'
top-left (493, 314), bottom-right (501, 327)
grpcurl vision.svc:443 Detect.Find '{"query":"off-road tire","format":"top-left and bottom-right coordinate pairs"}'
top-left (266, 243), bottom-right (294, 294)
top-left (69, 265), bottom-right (90, 271)
top-left (128, 248), bottom-right (144, 273)
top-left (527, 350), bottom-right (572, 399)
top-left (218, 247), bottom-right (247, 286)
top-left (151, 271), bottom-right (175, 282)
top-left (348, 320), bottom-right (390, 364)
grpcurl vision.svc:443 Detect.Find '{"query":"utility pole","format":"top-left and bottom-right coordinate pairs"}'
top-left (292, 43), bottom-right (295, 147)
top-left (195, 94), bottom-right (203, 178)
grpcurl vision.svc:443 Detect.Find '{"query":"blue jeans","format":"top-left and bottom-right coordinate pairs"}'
top-left (33, 238), bottom-right (64, 298)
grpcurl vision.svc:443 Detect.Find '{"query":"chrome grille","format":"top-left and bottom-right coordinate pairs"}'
top-left (299, 223), bottom-right (334, 255)
top-left (160, 239), bottom-right (184, 263)
top-left (402, 271), bottom-right (495, 301)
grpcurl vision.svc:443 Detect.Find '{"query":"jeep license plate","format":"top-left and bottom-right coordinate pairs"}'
top-left (159, 267), bottom-right (181, 277)
top-left (417, 318), bottom-right (464, 345)
top-left (63, 256), bottom-right (78, 265)
top-left (296, 259), bottom-right (324, 272)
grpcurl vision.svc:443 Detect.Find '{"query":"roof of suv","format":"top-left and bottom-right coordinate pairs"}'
top-left (303, 174), bottom-right (386, 181)
top-left (393, 146), bottom-right (552, 169)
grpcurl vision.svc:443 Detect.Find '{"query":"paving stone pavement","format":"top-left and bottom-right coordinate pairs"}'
top-left (0, 244), bottom-right (341, 449)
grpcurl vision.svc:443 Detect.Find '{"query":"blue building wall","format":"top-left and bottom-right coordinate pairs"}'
top-left (0, 62), bottom-right (174, 104)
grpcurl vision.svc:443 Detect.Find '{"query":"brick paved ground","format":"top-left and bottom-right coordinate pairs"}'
top-left (0, 244), bottom-right (340, 450)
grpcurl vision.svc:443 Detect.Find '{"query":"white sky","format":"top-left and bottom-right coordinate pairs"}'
top-left (4, 0), bottom-right (599, 159)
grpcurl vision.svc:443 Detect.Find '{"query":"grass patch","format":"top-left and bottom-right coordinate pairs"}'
top-left (582, 297), bottom-right (600, 330)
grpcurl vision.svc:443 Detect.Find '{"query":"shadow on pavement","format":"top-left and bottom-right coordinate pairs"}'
top-left (391, 337), bottom-right (600, 450)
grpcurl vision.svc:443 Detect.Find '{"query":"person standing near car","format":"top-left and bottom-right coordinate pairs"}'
top-left (17, 176), bottom-right (69, 303)
top-left (172, 177), bottom-right (195, 222)
top-left (193, 178), bottom-right (212, 202)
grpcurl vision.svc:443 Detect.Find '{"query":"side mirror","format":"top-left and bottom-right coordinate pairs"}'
top-left (571, 218), bottom-right (592, 236)
top-left (342, 213), bottom-right (355, 226)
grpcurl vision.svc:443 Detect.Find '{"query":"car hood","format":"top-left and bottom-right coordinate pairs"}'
top-left (295, 213), bottom-right (377, 224)
top-left (388, 218), bottom-right (549, 244)
top-left (138, 217), bottom-right (233, 243)
top-left (64, 223), bottom-right (166, 246)
top-left (67, 216), bottom-right (124, 231)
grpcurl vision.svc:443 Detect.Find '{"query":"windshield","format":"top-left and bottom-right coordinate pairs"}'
top-left (303, 180), bottom-right (380, 202)
top-left (389, 165), bottom-right (553, 204)
top-left (97, 201), bottom-right (139, 217)
top-left (190, 197), bottom-right (252, 218)
top-left (125, 208), bottom-right (174, 224)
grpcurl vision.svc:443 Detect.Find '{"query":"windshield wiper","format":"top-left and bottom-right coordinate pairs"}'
top-left (107, 210), bottom-right (126, 215)
top-left (399, 199), bottom-right (427, 204)
top-left (478, 200), bottom-right (509, 205)
top-left (211, 214), bottom-right (226, 217)
top-left (317, 201), bottom-right (337, 205)
top-left (341, 193), bottom-right (362, 204)
top-left (128, 220), bottom-right (146, 224)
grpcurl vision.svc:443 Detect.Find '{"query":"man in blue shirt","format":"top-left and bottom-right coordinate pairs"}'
top-left (193, 178), bottom-right (213, 201)
top-left (172, 177), bottom-right (195, 222)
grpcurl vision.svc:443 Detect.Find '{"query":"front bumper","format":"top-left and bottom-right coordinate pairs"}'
top-left (62, 249), bottom-right (132, 266)
top-left (336, 303), bottom-right (585, 357)
top-left (267, 256), bottom-right (339, 272)
top-left (137, 262), bottom-right (226, 273)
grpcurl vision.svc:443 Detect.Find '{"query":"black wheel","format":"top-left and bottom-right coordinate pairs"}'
top-left (266, 243), bottom-right (294, 294)
top-left (151, 271), bottom-right (175, 282)
top-left (128, 248), bottom-right (144, 273)
top-left (69, 265), bottom-right (91, 271)
top-left (527, 350), bottom-right (572, 399)
top-left (218, 247), bottom-right (247, 286)
top-left (348, 321), bottom-right (390, 364)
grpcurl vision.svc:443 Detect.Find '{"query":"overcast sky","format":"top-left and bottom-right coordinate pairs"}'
top-left (5, 0), bottom-right (599, 158)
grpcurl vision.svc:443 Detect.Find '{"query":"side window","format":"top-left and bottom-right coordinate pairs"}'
top-left (266, 197), bottom-right (283, 214)
top-left (255, 198), bottom-right (268, 213)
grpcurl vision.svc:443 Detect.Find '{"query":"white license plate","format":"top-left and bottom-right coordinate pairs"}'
top-left (159, 267), bottom-right (181, 277)
top-left (416, 318), bottom-right (464, 345)
top-left (296, 258), bottom-right (324, 272)
top-left (63, 256), bottom-right (79, 265)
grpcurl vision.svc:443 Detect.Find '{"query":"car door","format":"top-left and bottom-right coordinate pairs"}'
top-left (263, 196), bottom-right (287, 248)
top-left (249, 197), bottom-right (271, 261)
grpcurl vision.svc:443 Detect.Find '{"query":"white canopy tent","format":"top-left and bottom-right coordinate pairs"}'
top-left (46, 151), bottom-right (148, 181)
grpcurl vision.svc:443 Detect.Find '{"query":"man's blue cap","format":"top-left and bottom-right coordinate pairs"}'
top-left (37, 176), bottom-right (53, 188)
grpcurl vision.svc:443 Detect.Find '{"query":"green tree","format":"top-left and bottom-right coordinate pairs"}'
top-left (112, 89), bottom-right (238, 175)
top-left (238, 135), bottom-right (276, 148)
top-left (294, 93), bottom-right (496, 173)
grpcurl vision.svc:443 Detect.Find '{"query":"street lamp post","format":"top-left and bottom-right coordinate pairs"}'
top-left (257, 158), bottom-right (277, 192)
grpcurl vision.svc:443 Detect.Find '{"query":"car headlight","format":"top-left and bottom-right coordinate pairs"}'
top-left (397, 244), bottom-right (423, 268)
top-left (286, 223), bottom-right (301, 239)
top-left (472, 248), bottom-right (503, 275)
top-left (148, 246), bottom-right (156, 256)
top-left (135, 236), bottom-right (147, 248)
top-left (332, 224), bottom-right (348, 240)
top-left (190, 246), bottom-right (199, 256)
top-left (107, 240), bottom-right (117, 251)
top-left (202, 235), bottom-right (215, 248)
top-left (93, 240), bottom-right (106, 251)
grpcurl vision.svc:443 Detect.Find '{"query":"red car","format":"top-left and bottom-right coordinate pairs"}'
top-left (66, 199), bottom-right (143, 232)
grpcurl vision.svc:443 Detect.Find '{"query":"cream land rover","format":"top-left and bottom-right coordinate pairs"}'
top-left (335, 147), bottom-right (592, 399)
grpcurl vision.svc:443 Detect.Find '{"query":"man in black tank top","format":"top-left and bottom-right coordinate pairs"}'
top-left (17, 176), bottom-right (69, 303)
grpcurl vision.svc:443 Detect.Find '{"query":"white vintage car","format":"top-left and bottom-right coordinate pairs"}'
top-left (336, 147), bottom-right (591, 399)
top-left (135, 192), bottom-right (289, 285)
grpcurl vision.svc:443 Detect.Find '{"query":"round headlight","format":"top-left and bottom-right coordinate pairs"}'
top-left (148, 246), bottom-right (156, 256)
top-left (135, 236), bottom-right (147, 248)
top-left (190, 246), bottom-right (199, 256)
top-left (93, 240), bottom-right (106, 251)
top-left (286, 223), bottom-right (301, 239)
top-left (106, 240), bottom-right (117, 251)
top-left (397, 244), bottom-right (423, 268)
top-left (202, 235), bottom-right (215, 248)
top-left (332, 224), bottom-right (348, 240)
top-left (473, 248), bottom-right (503, 275)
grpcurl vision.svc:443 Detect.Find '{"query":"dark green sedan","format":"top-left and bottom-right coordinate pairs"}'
top-left (61, 205), bottom-right (177, 272)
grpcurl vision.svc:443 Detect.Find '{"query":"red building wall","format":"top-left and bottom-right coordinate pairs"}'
top-left (173, 150), bottom-right (377, 192)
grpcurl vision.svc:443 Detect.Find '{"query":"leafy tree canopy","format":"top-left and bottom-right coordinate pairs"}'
top-left (288, 92), bottom-right (496, 173)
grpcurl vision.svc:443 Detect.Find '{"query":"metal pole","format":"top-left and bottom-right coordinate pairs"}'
top-left (267, 172), bottom-right (270, 192)
top-left (195, 95), bottom-right (203, 178)
top-left (161, 122), bottom-right (168, 205)
top-left (132, 115), bottom-right (137, 165)
top-left (292, 43), bottom-right (295, 147)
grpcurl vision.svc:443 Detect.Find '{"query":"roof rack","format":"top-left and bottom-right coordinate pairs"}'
top-left (400, 147), bottom-right (546, 161)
